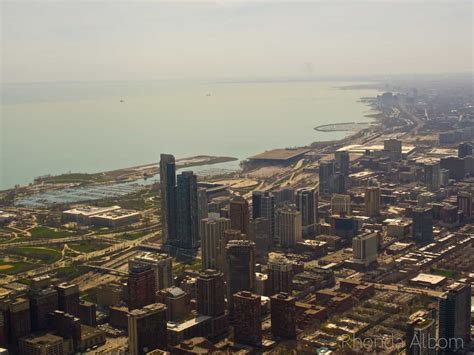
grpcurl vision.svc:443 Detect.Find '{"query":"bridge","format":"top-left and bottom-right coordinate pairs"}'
top-left (83, 264), bottom-right (128, 277)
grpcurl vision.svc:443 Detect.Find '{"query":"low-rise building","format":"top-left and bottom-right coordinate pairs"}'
top-left (62, 205), bottom-right (140, 227)
top-left (19, 333), bottom-right (64, 355)
top-left (167, 316), bottom-right (212, 346)
top-left (78, 325), bottom-right (106, 352)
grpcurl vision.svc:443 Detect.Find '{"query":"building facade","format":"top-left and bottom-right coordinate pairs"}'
top-left (128, 303), bottom-right (168, 355)
top-left (177, 171), bottom-right (199, 249)
top-left (233, 291), bottom-right (262, 347)
top-left (160, 153), bottom-right (178, 245)
top-left (296, 187), bottom-right (318, 237)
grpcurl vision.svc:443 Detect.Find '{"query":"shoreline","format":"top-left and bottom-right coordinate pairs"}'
top-left (1, 85), bottom-right (382, 199)
top-left (0, 155), bottom-right (238, 194)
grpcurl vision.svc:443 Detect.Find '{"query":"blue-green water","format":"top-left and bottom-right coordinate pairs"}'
top-left (1, 80), bottom-right (379, 190)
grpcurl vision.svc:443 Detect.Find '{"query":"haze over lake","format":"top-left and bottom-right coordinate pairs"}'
top-left (1, 80), bottom-right (379, 190)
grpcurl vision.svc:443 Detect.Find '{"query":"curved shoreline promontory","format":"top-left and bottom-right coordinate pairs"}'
top-left (314, 121), bottom-right (373, 132)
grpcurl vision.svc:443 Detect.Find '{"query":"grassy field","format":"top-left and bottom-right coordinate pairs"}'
top-left (7, 247), bottom-right (62, 264)
top-left (69, 242), bottom-right (111, 253)
top-left (118, 230), bottom-right (150, 240)
top-left (30, 226), bottom-right (73, 239)
top-left (0, 261), bottom-right (36, 275)
top-left (431, 268), bottom-right (457, 278)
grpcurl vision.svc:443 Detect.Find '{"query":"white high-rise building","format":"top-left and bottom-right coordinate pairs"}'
top-left (352, 232), bottom-right (378, 266)
top-left (275, 208), bottom-right (302, 248)
top-left (200, 216), bottom-right (231, 270)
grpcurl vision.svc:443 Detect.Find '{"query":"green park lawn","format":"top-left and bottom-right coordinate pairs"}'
top-left (117, 230), bottom-right (149, 240)
top-left (0, 261), bottom-right (36, 275)
top-left (69, 242), bottom-right (111, 253)
top-left (7, 247), bottom-right (62, 264)
top-left (30, 226), bottom-right (73, 239)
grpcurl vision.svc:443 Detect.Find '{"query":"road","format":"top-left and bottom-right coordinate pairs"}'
top-left (0, 228), bottom-right (161, 286)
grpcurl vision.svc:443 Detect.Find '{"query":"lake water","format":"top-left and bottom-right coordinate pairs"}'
top-left (1, 80), bottom-right (379, 190)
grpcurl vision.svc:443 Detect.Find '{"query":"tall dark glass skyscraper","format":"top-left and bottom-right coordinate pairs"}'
top-left (319, 160), bottom-right (335, 195)
top-left (412, 207), bottom-right (433, 244)
top-left (226, 240), bottom-right (256, 311)
top-left (438, 283), bottom-right (471, 353)
top-left (334, 150), bottom-right (350, 176)
top-left (252, 191), bottom-right (275, 242)
top-left (177, 171), bottom-right (199, 249)
top-left (458, 142), bottom-right (473, 158)
top-left (296, 187), bottom-right (318, 237)
top-left (160, 154), bottom-right (178, 245)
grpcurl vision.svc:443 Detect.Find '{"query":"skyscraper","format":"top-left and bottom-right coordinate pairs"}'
top-left (252, 191), bottom-right (275, 242)
top-left (423, 161), bottom-right (440, 191)
top-left (335, 150), bottom-right (350, 175)
top-left (438, 283), bottom-right (471, 353)
top-left (197, 187), bottom-right (209, 227)
top-left (128, 264), bottom-right (156, 311)
top-left (79, 300), bottom-right (96, 326)
top-left (233, 291), bottom-right (262, 346)
top-left (330, 214), bottom-right (359, 240)
top-left (457, 192), bottom-right (472, 220)
top-left (4, 298), bottom-right (30, 346)
top-left (406, 310), bottom-right (436, 355)
top-left (352, 232), bottom-right (378, 266)
top-left (50, 310), bottom-right (81, 351)
top-left (226, 240), bottom-right (256, 308)
top-left (160, 154), bottom-right (178, 245)
top-left (364, 184), bottom-right (381, 217)
top-left (56, 283), bottom-right (80, 317)
top-left (319, 160), bottom-right (335, 195)
top-left (200, 216), bottom-right (231, 271)
top-left (229, 195), bottom-right (250, 235)
top-left (273, 186), bottom-right (295, 205)
top-left (331, 194), bottom-right (351, 216)
top-left (196, 269), bottom-right (228, 338)
top-left (129, 252), bottom-right (173, 292)
top-left (29, 286), bottom-right (58, 332)
top-left (296, 187), bottom-right (318, 237)
top-left (275, 208), bottom-right (302, 248)
top-left (440, 156), bottom-right (466, 181)
top-left (412, 207), bottom-right (433, 244)
top-left (332, 173), bottom-right (347, 194)
top-left (177, 171), bottom-right (199, 249)
top-left (271, 293), bottom-right (296, 339)
top-left (267, 254), bottom-right (293, 295)
top-left (128, 303), bottom-right (168, 355)
top-left (384, 138), bottom-right (402, 161)
top-left (196, 269), bottom-right (226, 317)
top-left (458, 142), bottom-right (473, 158)
top-left (249, 217), bottom-right (271, 257)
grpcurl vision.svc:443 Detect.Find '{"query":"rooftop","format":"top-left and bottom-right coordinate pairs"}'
top-left (410, 273), bottom-right (446, 286)
top-left (21, 333), bottom-right (63, 345)
top-left (92, 209), bottom-right (141, 220)
top-left (63, 205), bottom-right (121, 216)
top-left (338, 144), bottom-right (415, 154)
top-left (167, 315), bottom-right (212, 332)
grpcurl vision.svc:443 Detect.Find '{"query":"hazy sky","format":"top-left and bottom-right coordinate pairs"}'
top-left (1, 0), bottom-right (472, 83)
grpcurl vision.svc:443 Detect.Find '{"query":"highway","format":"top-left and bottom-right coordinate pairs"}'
top-left (0, 228), bottom-right (161, 286)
